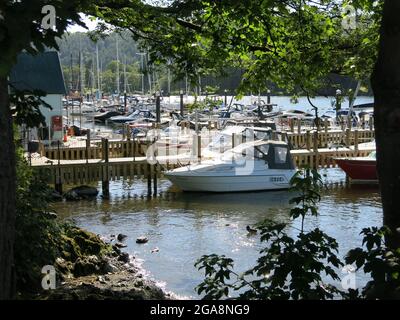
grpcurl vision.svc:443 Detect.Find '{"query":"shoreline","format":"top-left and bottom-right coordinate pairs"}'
top-left (26, 226), bottom-right (169, 300)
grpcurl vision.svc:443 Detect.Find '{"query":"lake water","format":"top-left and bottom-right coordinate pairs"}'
top-left (172, 94), bottom-right (374, 114)
top-left (53, 168), bottom-right (382, 298)
top-left (56, 95), bottom-right (379, 298)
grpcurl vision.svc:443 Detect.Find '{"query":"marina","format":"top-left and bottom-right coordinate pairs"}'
top-left (24, 94), bottom-right (382, 297)
top-left (3, 0), bottom-right (398, 303)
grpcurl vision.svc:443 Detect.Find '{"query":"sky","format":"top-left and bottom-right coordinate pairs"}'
top-left (67, 14), bottom-right (98, 33)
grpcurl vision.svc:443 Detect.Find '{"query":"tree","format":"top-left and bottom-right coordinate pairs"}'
top-left (0, 0), bottom-right (90, 299)
top-left (371, 0), bottom-right (400, 247)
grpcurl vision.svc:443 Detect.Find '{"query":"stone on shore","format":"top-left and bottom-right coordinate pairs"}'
top-left (64, 186), bottom-right (98, 201)
top-left (117, 233), bottom-right (127, 241)
top-left (136, 236), bottom-right (148, 244)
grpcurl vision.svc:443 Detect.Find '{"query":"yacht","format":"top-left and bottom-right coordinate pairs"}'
top-left (165, 140), bottom-right (297, 192)
top-left (109, 109), bottom-right (156, 124)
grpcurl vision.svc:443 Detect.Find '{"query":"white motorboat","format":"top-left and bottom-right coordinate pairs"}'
top-left (165, 140), bottom-right (297, 192)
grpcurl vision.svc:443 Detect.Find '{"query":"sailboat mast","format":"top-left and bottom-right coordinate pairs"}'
top-left (96, 42), bottom-right (100, 99)
top-left (147, 51), bottom-right (152, 94)
top-left (124, 56), bottom-right (127, 94)
top-left (116, 34), bottom-right (120, 96)
top-left (167, 64), bottom-right (171, 95)
top-left (70, 53), bottom-right (73, 93)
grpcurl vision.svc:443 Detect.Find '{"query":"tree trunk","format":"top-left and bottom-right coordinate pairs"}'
top-left (0, 76), bottom-right (16, 299)
top-left (371, 0), bottom-right (400, 248)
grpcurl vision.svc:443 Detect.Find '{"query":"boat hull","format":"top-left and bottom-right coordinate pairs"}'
top-left (165, 172), bottom-right (295, 192)
top-left (335, 158), bottom-right (377, 183)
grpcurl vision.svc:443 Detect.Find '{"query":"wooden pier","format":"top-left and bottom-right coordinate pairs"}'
top-left (30, 135), bottom-right (375, 195)
top-left (287, 128), bottom-right (374, 150)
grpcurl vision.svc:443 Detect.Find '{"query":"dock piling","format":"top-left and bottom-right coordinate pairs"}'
top-left (197, 135), bottom-right (202, 162)
top-left (55, 140), bottom-right (63, 194)
top-left (153, 164), bottom-right (158, 196)
top-left (306, 130), bottom-right (311, 150)
top-left (102, 138), bottom-right (110, 199)
top-left (354, 130), bottom-right (359, 153)
top-left (345, 129), bottom-right (350, 147)
top-left (147, 163), bottom-right (152, 197)
top-left (180, 90), bottom-right (184, 117)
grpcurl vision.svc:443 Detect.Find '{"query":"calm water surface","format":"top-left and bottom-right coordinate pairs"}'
top-left (57, 95), bottom-right (378, 297)
top-left (54, 168), bottom-right (382, 298)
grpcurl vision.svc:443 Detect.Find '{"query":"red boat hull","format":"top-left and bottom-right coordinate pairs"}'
top-left (335, 159), bottom-right (377, 182)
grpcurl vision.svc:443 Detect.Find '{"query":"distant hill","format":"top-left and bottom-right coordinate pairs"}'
top-left (57, 32), bottom-right (372, 96)
top-left (58, 31), bottom-right (139, 69)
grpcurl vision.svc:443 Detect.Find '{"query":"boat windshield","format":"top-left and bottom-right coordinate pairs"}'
top-left (228, 141), bottom-right (295, 169)
top-left (128, 110), bottom-right (140, 117)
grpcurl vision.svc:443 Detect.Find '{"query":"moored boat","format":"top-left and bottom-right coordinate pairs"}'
top-left (165, 140), bottom-right (297, 192)
top-left (335, 151), bottom-right (377, 183)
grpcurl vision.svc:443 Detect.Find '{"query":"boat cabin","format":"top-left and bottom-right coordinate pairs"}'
top-left (227, 140), bottom-right (296, 170)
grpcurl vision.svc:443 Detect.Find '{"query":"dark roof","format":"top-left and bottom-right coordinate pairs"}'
top-left (9, 51), bottom-right (66, 95)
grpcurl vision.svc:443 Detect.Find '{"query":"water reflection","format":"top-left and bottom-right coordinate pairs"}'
top-left (53, 169), bottom-right (382, 298)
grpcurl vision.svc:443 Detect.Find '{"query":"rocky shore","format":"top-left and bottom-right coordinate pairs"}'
top-left (37, 226), bottom-right (166, 300)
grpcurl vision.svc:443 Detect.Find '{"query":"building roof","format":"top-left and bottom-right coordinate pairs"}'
top-left (9, 51), bottom-right (66, 95)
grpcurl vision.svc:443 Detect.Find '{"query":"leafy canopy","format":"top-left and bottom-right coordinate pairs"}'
top-left (88, 0), bottom-right (382, 96)
top-left (0, 0), bottom-right (93, 77)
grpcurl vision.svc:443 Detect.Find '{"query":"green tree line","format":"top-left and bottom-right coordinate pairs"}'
top-left (58, 31), bottom-right (371, 96)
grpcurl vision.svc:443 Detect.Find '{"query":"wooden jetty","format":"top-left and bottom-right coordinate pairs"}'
top-left (287, 128), bottom-right (374, 150)
top-left (29, 127), bottom-right (375, 195)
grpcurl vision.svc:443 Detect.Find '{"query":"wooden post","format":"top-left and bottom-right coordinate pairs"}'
top-left (39, 141), bottom-right (45, 157)
top-left (102, 138), bottom-right (110, 199)
top-left (156, 93), bottom-right (161, 123)
top-left (354, 129), bottom-right (359, 153)
top-left (153, 164), bottom-right (157, 196)
top-left (122, 124), bottom-right (126, 140)
top-left (124, 91), bottom-right (127, 113)
top-left (55, 140), bottom-right (63, 194)
top-left (224, 90), bottom-right (228, 106)
top-left (324, 118), bottom-right (328, 133)
top-left (147, 163), bottom-right (152, 196)
top-left (345, 128), bottom-right (350, 147)
top-left (86, 129), bottom-right (90, 163)
top-left (313, 131), bottom-right (319, 168)
top-left (133, 138), bottom-right (136, 161)
top-left (306, 130), bottom-right (311, 150)
top-left (369, 116), bottom-right (374, 131)
top-left (197, 134), bottom-right (202, 162)
top-left (232, 133), bottom-right (235, 149)
top-left (289, 118), bottom-right (294, 132)
top-left (297, 119), bottom-right (301, 134)
top-left (127, 124), bottom-right (131, 141)
top-left (180, 90), bottom-right (184, 117)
